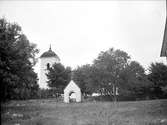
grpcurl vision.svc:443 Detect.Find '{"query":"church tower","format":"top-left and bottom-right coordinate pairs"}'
top-left (39, 45), bottom-right (60, 88)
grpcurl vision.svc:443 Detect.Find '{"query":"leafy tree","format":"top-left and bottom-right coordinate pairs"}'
top-left (46, 63), bottom-right (71, 95)
top-left (73, 64), bottom-right (98, 95)
top-left (119, 61), bottom-right (153, 99)
top-left (148, 62), bottom-right (167, 98)
top-left (74, 48), bottom-right (153, 101)
top-left (0, 18), bottom-right (39, 101)
top-left (93, 48), bottom-right (130, 100)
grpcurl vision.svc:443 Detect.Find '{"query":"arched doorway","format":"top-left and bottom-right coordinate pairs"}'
top-left (69, 91), bottom-right (76, 102)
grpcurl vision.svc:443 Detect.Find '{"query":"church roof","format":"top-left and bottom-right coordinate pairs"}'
top-left (40, 46), bottom-right (60, 59)
top-left (64, 80), bottom-right (80, 92)
top-left (161, 18), bottom-right (167, 57)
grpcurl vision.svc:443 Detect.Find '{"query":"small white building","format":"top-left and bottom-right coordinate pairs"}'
top-left (64, 80), bottom-right (81, 103)
top-left (39, 46), bottom-right (60, 89)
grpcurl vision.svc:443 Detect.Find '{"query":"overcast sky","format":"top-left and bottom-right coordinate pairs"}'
top-left (0, 1), bottom-right (166, 72)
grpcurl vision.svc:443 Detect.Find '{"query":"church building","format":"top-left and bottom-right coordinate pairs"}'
top-left (39, 46), bottom-right (82, 103)
top-left (39, 46), bottom-right (60, 88)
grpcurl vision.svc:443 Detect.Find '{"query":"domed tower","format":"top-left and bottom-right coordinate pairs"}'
top-left (39, 45), bottom-right (60, 88)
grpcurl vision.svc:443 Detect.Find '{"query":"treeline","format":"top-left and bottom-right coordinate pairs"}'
top-left (47, 49), bottom-right (167, 101)
top-left (72, 50), bottom-right (167, 101)
top-left (1, 18), bottom-right (167, 102)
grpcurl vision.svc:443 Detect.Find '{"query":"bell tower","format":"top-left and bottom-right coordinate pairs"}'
top-left (39, 45), bottom-right (60, 88)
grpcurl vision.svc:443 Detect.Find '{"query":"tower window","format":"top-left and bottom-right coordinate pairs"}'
top-left (47, 63), bottom-right (50, 69)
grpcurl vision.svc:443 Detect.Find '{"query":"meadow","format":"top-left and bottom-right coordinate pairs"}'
top-left (1, 99), bottom-right (167, 125)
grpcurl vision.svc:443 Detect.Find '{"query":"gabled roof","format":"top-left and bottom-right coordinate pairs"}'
top-left (64, 80), bottom-right (80, 92)
top-left (161, 18), bottom-right (167, 57)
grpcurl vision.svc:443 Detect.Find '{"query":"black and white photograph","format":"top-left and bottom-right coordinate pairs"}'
top-left (0, 0), bottom-right (167, 125)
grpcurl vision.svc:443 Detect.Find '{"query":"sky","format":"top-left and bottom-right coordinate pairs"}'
top-left (0, 0), bottom-right (166, 73)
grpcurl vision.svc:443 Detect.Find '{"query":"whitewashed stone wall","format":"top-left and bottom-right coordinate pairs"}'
top-left (39, 57), bottom-right (60, 89)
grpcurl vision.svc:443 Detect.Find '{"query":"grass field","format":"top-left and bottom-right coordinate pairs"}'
top-left (1, 99), bottom-right (167, 125)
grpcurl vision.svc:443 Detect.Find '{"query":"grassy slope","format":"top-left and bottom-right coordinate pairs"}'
top-left (1, 99), bottom-right (167, 125)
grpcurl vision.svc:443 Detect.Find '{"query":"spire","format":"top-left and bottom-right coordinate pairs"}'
top-left (49, 44), bottom-right (52, 51)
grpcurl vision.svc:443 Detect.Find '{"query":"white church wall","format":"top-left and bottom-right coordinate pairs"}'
top-left (39, 57), bottom-right (60, 89)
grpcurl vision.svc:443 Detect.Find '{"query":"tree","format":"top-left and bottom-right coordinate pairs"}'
top-left (46, 63), bottom-right (71, 95)
top-left (93, 48), bottom-right (131, 100)
top-left (119, 61), bottom-right (153, 99)
top-left (0, 18), bottom-right (39, 101)
top-left (148, 62), bottom-right (167, 98)
top-left (73, 64), bottom-right (98, 95)
top-left (73, 48), bottom-right (155, 101)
